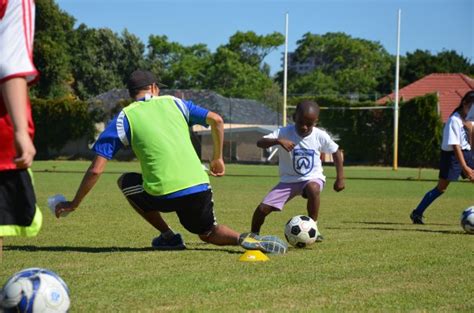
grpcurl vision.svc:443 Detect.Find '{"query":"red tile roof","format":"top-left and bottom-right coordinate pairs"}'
top-left (376, 73), bottom-right (474, 122)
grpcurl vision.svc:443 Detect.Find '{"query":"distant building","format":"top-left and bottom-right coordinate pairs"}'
top-left (283, 52), bottom-right (317, 74)
top-left (376, 73), bottom-right (474, 122)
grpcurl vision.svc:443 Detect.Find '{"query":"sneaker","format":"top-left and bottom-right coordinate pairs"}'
top-left (239, 232), bottom-right (288, 254)
top-left (151, 233), bottom-right (186, 250)
top-left (410, 211), bottom-right (425, 225)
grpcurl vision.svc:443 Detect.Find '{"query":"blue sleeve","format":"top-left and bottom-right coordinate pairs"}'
top-left (92, 112), bottom-right (130, 159)
top-left (173, 97), bottom-right (209, 127)
top-left (186, 100), bottom-right (209, 126)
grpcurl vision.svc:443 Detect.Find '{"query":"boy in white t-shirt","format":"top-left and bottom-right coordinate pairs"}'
top-left (251, 100), bottom-right (345, 241)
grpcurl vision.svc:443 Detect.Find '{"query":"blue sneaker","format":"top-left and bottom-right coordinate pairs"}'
top-left (151, 233), bottom-right (186, 250)
top-left (239, 233), bottom-right (287, 254)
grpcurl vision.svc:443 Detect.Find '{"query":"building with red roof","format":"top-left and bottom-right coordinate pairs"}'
top-left (377, 73), bottom-right (474, 122)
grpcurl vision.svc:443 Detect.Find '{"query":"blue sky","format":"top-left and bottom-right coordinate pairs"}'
top-left (56, 0), bottom-right (473, 75)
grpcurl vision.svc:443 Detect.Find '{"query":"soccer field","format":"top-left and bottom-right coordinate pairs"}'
top-left (1, 161), bottom-right (473, 312)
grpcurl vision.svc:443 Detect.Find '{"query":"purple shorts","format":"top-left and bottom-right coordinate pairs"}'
top-left (261, 179), bottom-right (324, 210)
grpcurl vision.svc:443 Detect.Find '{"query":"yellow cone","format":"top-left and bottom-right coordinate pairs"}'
top-left (239, 250), bottom-right (269, 262)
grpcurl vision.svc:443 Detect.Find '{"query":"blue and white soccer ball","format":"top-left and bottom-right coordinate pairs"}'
top-left (460, 206), bottom-right (474, 234)
top-left (0, 268), bottom-right (70, 313)
top-left (284, 215), bottom-right (318, 248)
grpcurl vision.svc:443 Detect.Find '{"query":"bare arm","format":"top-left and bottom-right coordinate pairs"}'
top-left (55, 155), bottom-right (108, 217)
top-left (206, 111), bottom-right (225, 176)
top-left (257, 138), bottom-right (295, 152)
top-left (1, 78), bottom-right (36, 168)
top-left (332, 149), bottom-right (345, 191)
top-left (453, 145), bottom-right (474, 182)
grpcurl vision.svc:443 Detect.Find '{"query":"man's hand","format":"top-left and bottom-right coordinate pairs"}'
top-left (278, 139), bottom-right (296, 152)
top-left (209, 158), bottom-right (225, 177)
top-left (55, 201), bottom-right (77, 218)
top-left (13, 130), bottom-right (36, 168)
top-left (333, 177), bottom-right (345, 192)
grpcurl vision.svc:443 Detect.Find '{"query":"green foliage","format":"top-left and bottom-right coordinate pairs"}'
top-left (69, 26), bottom-right (146, 99)
top-left (203, 47), bottom-right (275, 100)
top-left (402, 49), bottom-right (474, 85)
top-left (286, 32), bottom-right (392, 95)
top-left (147, 35), bottom-right (211, 89)
top-left (226, 31), bottom-right (285, 69)
top-left (399, 93), bottom-right (443, 167)
top-left (32, 0), bottom-right (75, 98)
top-left (31, 97), bottom-right (100, 158)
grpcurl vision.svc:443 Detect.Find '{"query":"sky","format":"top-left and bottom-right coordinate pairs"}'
top-left (55, 0), bottom-right (473, 75)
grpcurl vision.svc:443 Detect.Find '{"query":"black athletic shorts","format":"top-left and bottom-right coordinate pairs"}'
top-left (439, 150), bottom-right (474, 181)
top-left (118, 172), bottom-right (217, 235)
top-left (0, 169), bottom-right (37, 227)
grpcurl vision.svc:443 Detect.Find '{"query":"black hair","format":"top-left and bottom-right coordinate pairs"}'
top-left (451, 90), bottom-right (474, 116)
top-left (293, 100), bottom-right (320, 120)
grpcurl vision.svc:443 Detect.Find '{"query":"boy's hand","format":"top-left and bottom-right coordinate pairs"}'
top-left (278, 139), bottom-right (295, 152)
top-left (463, 167), bottom-right (474, 182)
top-left (333, 178), bottom-right (345, 192)
top-left (13, 130), bottom-right (36, 168)
top-left (209, 158), bottom-right (225, 177)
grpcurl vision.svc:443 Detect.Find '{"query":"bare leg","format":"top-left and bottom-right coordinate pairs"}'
top-left (436, 178), bottom-right (450, 192)
top-left (251, 203), bottom-right (277, 233)
top-left (125, 197), bottom-right (171, 233)
top-left (304, 182), bottom-right (321, 221)
top-left (199, 225), bottom-right (240, 245)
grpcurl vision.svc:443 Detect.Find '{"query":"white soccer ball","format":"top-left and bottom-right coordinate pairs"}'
top-left (460, 206), bottom-right (474, 234)
top-left (284, 215), bottom-right (318, 248)
top-left (0, 268), bottom-right (70, 313)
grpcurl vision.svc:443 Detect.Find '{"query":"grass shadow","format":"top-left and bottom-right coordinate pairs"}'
top-left (327, 226), bottom-right (465, 235)
top-left (343, 221), bottom-right (454, 226)
top-left (4, 245), bottom-right (242, 254)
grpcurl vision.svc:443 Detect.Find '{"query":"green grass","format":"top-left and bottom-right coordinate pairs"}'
top-left (1, 161), bottom-right (473, 312)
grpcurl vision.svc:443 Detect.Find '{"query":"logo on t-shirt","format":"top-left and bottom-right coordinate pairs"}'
top-left (293, 149), bottom-right (315, 175)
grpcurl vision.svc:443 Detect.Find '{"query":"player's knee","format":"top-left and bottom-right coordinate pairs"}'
top-left (198, 227), bottom-right (214, 243)
top-left (257, 204), bottom-right (274, 215)
top-left (304, 182), bottom-right (320, 198)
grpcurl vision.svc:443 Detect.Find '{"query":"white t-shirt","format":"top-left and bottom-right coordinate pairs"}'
top-left (441, 112), bottom-right (471, 151)
top-left (264, 125), bottom-right (339, 183)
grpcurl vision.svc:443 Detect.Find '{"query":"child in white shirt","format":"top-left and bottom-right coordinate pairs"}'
top-left (251, 100), bottom-right (345, 241)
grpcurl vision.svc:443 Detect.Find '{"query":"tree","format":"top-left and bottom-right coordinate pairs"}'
top-left (70, 26), bottom-right (146, 99)
top-left (225, 31), bottom-right (284, 71)
top-left (283, 32), bottom-right (392, 97)
top-left (402, 49), bottom-right (474, 85)
top-left (147, 35), bottom-right (211, 89)
top-left (288, 70), bottom-right (338, 96)
top-left (32, 0), bottom-right (75, 98)
top-left (202, 47), bottom-right (274, 100)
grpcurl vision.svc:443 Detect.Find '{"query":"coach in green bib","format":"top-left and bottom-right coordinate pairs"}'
top-left (124, 95), bottom-right (209, 196)
top-left (53, 70), bottom-right (287, 254)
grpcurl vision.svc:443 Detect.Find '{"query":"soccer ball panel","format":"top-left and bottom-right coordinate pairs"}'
top-left (461, 206), bottom-right (474, 234)
top-left (284, 215), bottom-right (318, 248)
top-left (0, 268), bottom-right (70, 312)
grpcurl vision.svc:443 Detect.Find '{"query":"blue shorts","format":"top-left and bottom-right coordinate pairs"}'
top-left (439, 150), bottom-right (474, 181)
